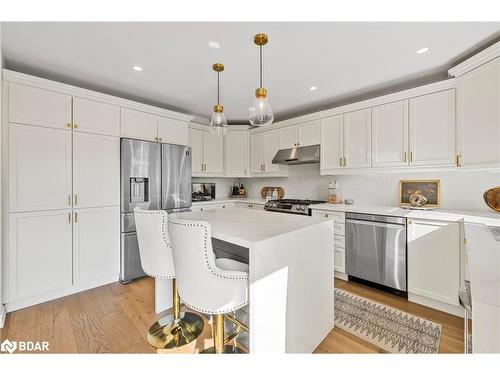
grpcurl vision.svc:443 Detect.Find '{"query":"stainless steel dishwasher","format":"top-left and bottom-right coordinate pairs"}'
top-left (345, 212), bottom-right (407, 295)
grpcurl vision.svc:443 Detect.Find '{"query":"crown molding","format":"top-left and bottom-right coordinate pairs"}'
top-left (2, 69), bottom-right (194, 122)
top-left (448, 41), bottom-right (500, 77)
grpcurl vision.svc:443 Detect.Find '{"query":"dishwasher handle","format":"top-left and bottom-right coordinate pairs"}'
top-left (346, 218), bottom-right (406, 230)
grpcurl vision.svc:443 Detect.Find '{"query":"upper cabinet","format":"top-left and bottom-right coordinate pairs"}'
top-left (9, 83), bottom-right (72, 130)
top-left (120, 108), bottom-right (158, 141)
top-left (189, 127), bottom-right (224, 177)
top-left (121, 107), bottom-right (189, 145)
top-left (250, 130), bottom-right (288, 175)
top-left (343, 109), bottom-right (372, 169)
top-left (157, 116), bottom-right (189, 146)
top-left (320, 115), bottom-right (343, 170)
top-left (73, 97), bottom-right (120, 137)
top-left (409, 89), bottom-right (456, 166)
top-left (456, 57), bottom-right (500, 167)
top-left (225, 130), bottom-right (249, 177)
top-left (278, 120), bottom-right (320, 149)
top-left (372, 100), bottom-right (409, 167)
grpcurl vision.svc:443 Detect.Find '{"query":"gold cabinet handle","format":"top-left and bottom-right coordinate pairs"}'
top-left (68, 212), bottom-right (72, 223)
top-left (404, 152), bottom-right (407, 163)
top-left (409, 152), bottom-right (413, 163)
top-left (456, 154), bottom-right (462, 167)
top-left (74, 212), bottom-right (78, 223)
top-left (154, 137), bottom-right (158, 141)
top-left (73, 124), bottom-right (78, 129)
top-left (205, 163), bottom-right (207, 171)
top-left (343, 157), bottom-right (347, 167)
top-left (339, 157), bottom-right (343, 167)
top-left (66, 123), bottom-right (72, 129)
top-left (159, 137), bottom-right (162, 142)
top-left (74, 194), bottom-right (78, 206)
top-left (68, 194), bottom-right (72, 206)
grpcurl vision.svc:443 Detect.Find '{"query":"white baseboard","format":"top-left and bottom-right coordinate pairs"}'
top-left (5, 274), bottom-right (119, 313)
top-left (408, 292), bottom-right (463, 317)
top-left (0, 305), bottom-right (6, 328)
top-left (334, 271), bottom-right (348, 281)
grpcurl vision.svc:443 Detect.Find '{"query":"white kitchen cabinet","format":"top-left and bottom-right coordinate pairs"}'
top-left (189, 127), bottom-right (224, 176)
top-left (408, 219), bottom-right (460, 309)
top-left (120, 107), bottom-right (158, 141)
top-left (72, 133), bottom-right (120, 208)
top-left (409, 89), bottom-right (456, 166)
top-left (456, 57), bottom-right (500, 166)
top-left (278, 120), bottom-right (320, 149)
top-left (225, 130), bottom-right (249, 177)
top-left (372, 100), bottom-right (409, 167)
top-left (73, 206), bottom-right (120, 284)
top-left (320, 115), bottom-right (343, 171)
top-left (9, 124), bottom-right (72, 212)
top-left (250, 130), bottom-right (284, 174)
top-left (203, 131), bottom-right (224, 175)
top-left (8, 83), bottom-right (72, 130)
top-left (73, 97), bottom-right (120, 136)
top-left (234, 202), bottom-right (265, 210)
top-left (343, 108), bottom-right (372, 168)
top-left (7, 210), bottom-right (73, 301)
top-left (157, 116), bottom-right (189, 146)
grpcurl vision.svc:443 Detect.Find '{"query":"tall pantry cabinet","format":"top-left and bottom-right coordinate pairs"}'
top-left (4, 82), bottom-right (120, 311)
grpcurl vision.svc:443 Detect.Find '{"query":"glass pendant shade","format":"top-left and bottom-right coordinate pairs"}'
top-left (209, 110), bottom-right (228, 136)
top-left (249, 95), bottom-right (274, 126)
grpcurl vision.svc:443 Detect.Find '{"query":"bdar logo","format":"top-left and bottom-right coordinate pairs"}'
top-left (1, 339), bottom-right (17, 354)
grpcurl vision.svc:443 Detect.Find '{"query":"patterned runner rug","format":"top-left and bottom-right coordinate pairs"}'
top-left (334, 289), bottom-right (442, 353)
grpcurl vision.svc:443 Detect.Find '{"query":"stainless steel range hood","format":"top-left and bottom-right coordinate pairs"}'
top-left (272, 144), bottom-right (320, 165)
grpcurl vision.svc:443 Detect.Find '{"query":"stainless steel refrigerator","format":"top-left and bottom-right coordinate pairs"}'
top-left (120, 138), bottom-right (192, 283)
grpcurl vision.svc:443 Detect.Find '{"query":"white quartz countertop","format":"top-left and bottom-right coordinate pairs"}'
top-left (191, 198), bottom-right (268, 206)
top-left (173, 207), bottom-right (328, 248)
top-left (310, 203), bottom-right (500, 227)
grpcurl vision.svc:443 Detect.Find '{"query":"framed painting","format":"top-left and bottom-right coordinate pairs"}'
top-left (400, 180), bottom-right (440, 209)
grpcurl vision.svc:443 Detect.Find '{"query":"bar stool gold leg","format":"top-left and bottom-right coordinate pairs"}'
top-left (147, 279), bottom-right (204, 349)
top-left (201, 314), bottom-right (245, 353)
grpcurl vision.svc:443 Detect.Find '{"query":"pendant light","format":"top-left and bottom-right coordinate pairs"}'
top-left (209, 63), bottom-right (228, 136)
top-left (249, 33), bottom-right (274, 126)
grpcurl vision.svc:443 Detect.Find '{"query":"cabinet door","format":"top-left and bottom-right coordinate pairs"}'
top-left (203, 132), bottom-right (224, 175)
top-left (9, 124), bottom-right (72, 212)
top-left (189, 128), bottom-right (204, 174)
top-left (278, 126), bottom-right (297, 149)
top-left (8, 210), bottom-right (73, 301)
top-left (457, 57), bottom-right (500, 166)
top-left (157, 117), bottom-right (189, 146)
top-left (409, 90), bottom-right (456, 166)
top-left (120, 108), bottom-right (158, 141)
top-left (73, 206), bottom-right (120, 284)
top-left (372, 100), bottom-right (409, 167)
top-left (408, 219), bottom-right (460, 306)
top-left (250, 133), bottom-right (265, 173)
top-left (225, 131), bottom-right (249, 177)
top-left (9, 83), bottom-right (72, 130)
top-left (297, 120), bottom-right (320, 147)
top-left (343, 109), bottom-right (371, 168)
top-left (320, 115), bottom-right (344, 170)
top-left (73, 133), bottom-right (120, 208)
top-left (73, 97), bottom-right (120, 137)
top-left (263, 130), bottom-right (280, 173)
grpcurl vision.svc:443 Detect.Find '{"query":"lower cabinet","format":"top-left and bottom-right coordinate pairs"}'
top-left (6, 207), bottom-right (120, 309)
top-left (8, 210), bottom-right (73, 301)
top-left (407, 219), bottom-right (461, 312)
top-left (73, 206), bottom-right (120, 284)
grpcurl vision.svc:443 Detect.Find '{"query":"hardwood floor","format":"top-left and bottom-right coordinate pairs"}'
top-left (0, 277), bottom-right (464, 353)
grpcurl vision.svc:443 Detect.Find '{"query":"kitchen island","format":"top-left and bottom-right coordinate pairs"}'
top-left (156, 207), bottom-right (335, 353)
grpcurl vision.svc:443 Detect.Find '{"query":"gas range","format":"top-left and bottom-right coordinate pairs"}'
top-left (264, 199), bottom-right (326, 215)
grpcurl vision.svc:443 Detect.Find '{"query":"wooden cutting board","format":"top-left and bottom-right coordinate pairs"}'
top-left (261, 186), bottom-right (285, 199)
top-left (483, 187), bottom-right (500, 212)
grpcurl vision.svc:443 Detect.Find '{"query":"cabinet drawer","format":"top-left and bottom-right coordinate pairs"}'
top-left (334, 223), bottom-right (345, 236)
top-left (312, 210), bottom-right (345, 223)
top-left (334, 235), bottom-right (345, 249)
top-left (334, 249), bottom-right (346, 273)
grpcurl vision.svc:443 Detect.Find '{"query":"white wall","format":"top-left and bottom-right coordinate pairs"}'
top-left (0, 21), bottom-right (4, 325)
top-left (198, 164), bottom-right (500, 212)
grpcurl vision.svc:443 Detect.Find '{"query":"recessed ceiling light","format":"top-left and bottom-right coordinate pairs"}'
top-left (133, 66), bottom-right (143, 72)
top-left (309, 86), bottom-right (317, 91)
top-left (416, 47), bottom-right (429, 54)
top-left (208, 40), bottom-right (220, 49)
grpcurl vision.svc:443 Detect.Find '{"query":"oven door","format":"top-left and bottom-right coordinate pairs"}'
top-left (346, 217), bottom-right (407, 292)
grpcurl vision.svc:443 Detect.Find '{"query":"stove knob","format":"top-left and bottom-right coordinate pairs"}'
top-left (301, 205), bottom-right (306, 211)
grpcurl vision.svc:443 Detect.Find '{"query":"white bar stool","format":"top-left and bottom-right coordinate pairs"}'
top-left (168, 216), bottom-right (249, 353)
top-left (134, 208), bottom-right (204, 349)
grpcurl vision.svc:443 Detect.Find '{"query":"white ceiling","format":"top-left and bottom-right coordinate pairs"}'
top-left (2, 22), bottom-right (499, 123)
